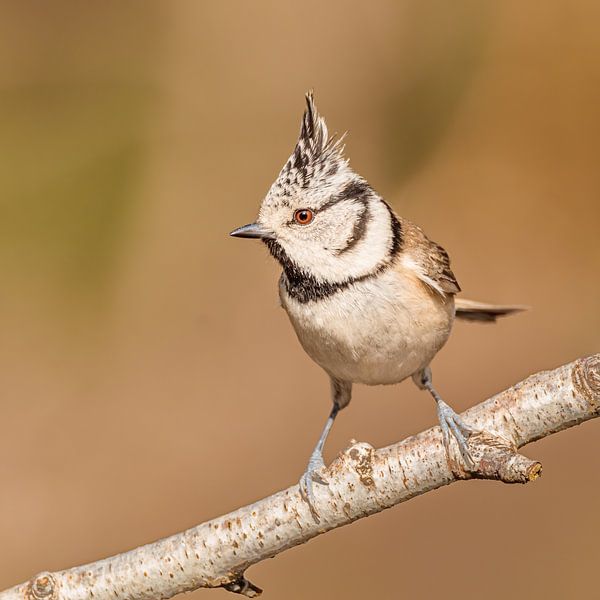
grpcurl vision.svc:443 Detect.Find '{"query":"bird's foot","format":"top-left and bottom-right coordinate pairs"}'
top-left (436, 399), bottom-right (476, 469)
top-left (299, 450), bottom-right (328, 521)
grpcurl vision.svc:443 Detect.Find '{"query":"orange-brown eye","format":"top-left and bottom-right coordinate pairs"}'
top-left (294, 209), bottom-right (314, 225)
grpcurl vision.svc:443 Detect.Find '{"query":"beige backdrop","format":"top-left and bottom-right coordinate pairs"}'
top-left (1, 2), bottom-right (599, 599)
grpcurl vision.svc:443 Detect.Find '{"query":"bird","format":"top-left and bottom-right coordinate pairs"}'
top-left (230, 92), bottom-right (525, 513)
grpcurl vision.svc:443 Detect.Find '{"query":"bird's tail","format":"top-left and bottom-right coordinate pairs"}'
top-left (454, 298), bottom-right (528, 323)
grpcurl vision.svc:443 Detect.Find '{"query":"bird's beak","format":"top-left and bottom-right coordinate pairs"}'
top-left (229, 222), bottom-right (274, 240)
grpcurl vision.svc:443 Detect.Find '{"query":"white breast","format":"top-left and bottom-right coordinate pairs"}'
top-left (280, 267), bottom-right (454, 385)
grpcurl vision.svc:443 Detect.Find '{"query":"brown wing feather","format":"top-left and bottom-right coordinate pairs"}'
top-left (426, 241), bottom-right (461, 294)
top-left (400, 219), bottom-right (461, 295)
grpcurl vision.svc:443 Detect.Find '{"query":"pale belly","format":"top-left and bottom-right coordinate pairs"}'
top-left (280, 270), bottom-right (454, 385)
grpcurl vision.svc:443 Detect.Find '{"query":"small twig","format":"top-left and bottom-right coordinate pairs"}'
top-left (1, 354), bottom-right (598, 600)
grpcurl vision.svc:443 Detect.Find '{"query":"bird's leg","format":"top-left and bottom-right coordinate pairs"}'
top-left (299, 378), bottom-right (351, 518)
top-left (413, 367), bottom-right (475, 469)
top-left (299, 404), bottom-right (339, 501)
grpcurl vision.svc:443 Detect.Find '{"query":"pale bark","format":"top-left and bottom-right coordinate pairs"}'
top-left (2, 354), bottom-right (599, 600)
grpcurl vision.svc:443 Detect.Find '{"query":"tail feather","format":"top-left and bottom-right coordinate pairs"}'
top-left (455, 298), bottom-right (529, 323)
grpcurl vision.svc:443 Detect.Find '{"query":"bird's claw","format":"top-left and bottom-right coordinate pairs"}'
top-left (436, 399), bottom-right (476, 469)
top-left (298, 453), bottom-right (329, 521)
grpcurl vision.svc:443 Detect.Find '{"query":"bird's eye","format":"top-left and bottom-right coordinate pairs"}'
top-left (294, 209), bottom-right (314, 225)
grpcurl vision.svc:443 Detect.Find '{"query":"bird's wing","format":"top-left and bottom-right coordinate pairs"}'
top-left (421, 240), bottom-right (461, 295)
top-left (399, 220), bottom-right (461, 295)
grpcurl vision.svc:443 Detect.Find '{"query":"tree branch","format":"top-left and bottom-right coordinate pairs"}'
top-left (2, 355), bottom-right (599, 600)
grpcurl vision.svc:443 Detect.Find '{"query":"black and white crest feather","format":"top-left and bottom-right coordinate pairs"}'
top-left (281, 92), bottom-right (347, 188)
top-left (297, 92), bottom-right (340, 162)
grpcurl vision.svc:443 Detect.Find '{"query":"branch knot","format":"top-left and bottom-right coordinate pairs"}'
top-left (572, 355), bottom-right (600, 411)
top-left (345, 442), bottom-right (375, 487)
top-left (27, 574), bottom-right (57, 600)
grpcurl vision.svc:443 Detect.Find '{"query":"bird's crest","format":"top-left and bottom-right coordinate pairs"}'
top-left (263, 93), bottom-right (349, 207)
top-left (298, 92), bottom-right (335, 158)
top-left (282, 92), bottom-right (346, 180)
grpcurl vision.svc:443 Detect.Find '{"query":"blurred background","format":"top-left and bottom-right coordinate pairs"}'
top-left (1, 1), bottom-right (599, 598)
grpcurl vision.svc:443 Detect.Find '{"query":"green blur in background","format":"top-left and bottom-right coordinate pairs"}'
top-left (0, 2), bottom-right (599, 599)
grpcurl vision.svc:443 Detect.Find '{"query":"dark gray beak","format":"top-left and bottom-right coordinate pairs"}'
top-left (229, 222), bottom-right (273, 240)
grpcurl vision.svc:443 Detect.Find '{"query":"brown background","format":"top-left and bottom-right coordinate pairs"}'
top-left (1, 2), bottom-right (599, 599)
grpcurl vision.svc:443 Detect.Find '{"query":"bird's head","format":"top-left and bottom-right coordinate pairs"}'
top-left (230, 93), bottom-right (400, 286)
